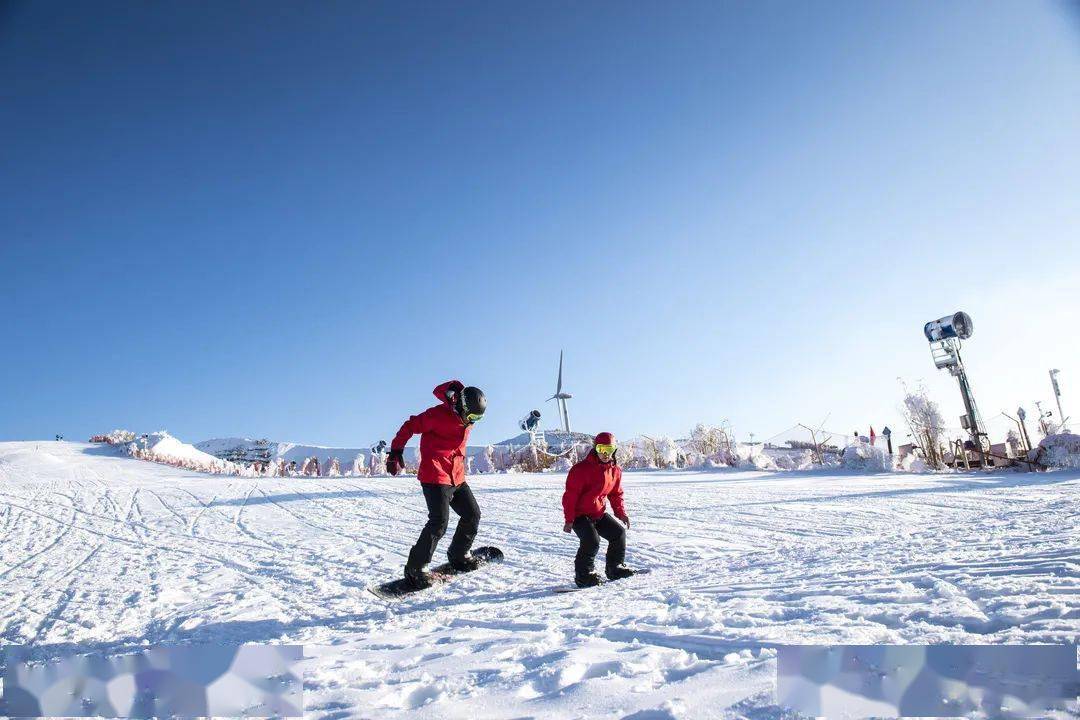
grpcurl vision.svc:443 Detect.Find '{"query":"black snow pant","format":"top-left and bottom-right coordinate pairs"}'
top-left (405, 482), bottom-right (481, 571)
top-left (572, 513), bottom-right (626, 578)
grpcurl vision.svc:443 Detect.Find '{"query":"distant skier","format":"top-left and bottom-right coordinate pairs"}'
top-left (562, 432), bottom-right (636, 588)
top-left (387, 380), bottom-right (487, 589)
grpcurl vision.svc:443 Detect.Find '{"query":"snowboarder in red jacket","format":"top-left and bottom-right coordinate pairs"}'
top-left (562, 432), bottom-right (636, 587)
top-left (388, 380), bottom-right (487, 589)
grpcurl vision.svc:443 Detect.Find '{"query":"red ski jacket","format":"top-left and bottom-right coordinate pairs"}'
top-left (391, 380), bottom-right (471, 486)
top-left (562, 451), bottom-right (626, 523)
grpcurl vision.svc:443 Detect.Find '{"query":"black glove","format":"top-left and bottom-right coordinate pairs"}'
top-left (386, 448), bottom-right (405, 476)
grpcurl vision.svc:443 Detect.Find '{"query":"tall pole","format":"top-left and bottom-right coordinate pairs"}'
top-left (1050, 369), bottom-right (1066, 429)
top-left (1017, 408), bottom-right (1032, 452)
top-left (948, 342), bottom-right (986, 466)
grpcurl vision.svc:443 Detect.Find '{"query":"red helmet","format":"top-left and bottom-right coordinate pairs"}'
top-left (594, 432), bottom-right (615, 446)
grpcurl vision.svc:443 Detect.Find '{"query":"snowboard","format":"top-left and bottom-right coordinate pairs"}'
top-left (553, 568), bottom-right (651, 593)
top-left (368, 546), bottom-right (504, 600)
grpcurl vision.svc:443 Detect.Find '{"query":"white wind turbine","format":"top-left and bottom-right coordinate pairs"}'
top-left (547, 350), bottom-right (573, 433)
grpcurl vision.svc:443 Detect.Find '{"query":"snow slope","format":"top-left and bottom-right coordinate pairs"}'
top-left (0, 441), bottom-right (1077, 718)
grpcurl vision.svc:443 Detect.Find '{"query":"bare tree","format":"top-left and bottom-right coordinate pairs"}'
top-left (899, 380), bottom-right (946, 469)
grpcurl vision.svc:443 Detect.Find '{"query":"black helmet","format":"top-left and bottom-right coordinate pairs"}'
top-left (456, 386), bottom-right (487, 424)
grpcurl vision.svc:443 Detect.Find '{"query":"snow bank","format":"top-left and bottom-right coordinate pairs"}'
top-left (733, 443), bottom-right (777, 470)
top-left (897, 453), bottom-right (930, 473)
top-left (840, 441), bottom-right (895, 473)
top-left (767, 448), bottom-right (815, 471)
top-left (134, 431), bottom-right (237, 474)
top-left (1034, 432), bottom-right (1080, 469)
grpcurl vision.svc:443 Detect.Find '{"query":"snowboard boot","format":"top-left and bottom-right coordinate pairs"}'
top-left (606, 564), bottom-right (636, 581)
top-left (448, 553), bottom-right (481, 572)
top-left (403, 566), bottom-right (432, 590)
top-left (575, 571), bottom-right (602, 588)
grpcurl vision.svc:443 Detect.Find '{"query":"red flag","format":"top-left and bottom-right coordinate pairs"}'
top-left (869, 426), bottom-right (876, 446)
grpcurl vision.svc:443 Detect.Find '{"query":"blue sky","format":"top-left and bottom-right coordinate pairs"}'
top-left (3, 1), bottom-right (1078, 448)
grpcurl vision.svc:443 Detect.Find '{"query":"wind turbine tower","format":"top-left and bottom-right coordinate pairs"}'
top-left (548, 350), bottom-right (573, 433)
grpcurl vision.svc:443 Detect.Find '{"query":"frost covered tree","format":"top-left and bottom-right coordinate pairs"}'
top-left (619, 436), bottom-right (681, 469)
top-left (473, 446), bottom-right (496, 474)
top-left (1006, 429), bottom-right (1023, 457)
top-left (685, 423), bottom-right (731, 457)
top-left (326, 457), bottom-right (342, 477)
top-left (900, 382), bottom-right (946, 469)
top-left (107, 429), bottom-right (137, 444)
top-left (353, 455), bottom-right (369, 476)
top-left (644, 436), bottom-right (682, 468)
top-left (515, 445), bottom-right (542, 472)
top-left (683, 423), bottom-right (736, 467)
top-left (492, 445), bottom-right (515, 472)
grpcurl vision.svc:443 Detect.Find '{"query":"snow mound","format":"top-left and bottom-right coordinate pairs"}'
top-left (734, 443), bottom-right (777, 471)
top-left (138, 432), bottom-right (236, 472)
top-left (898, 453), bottom-right (930, 473)
top-left (767, 448), bottom-right (815, 471)
top-left (840, 442), bottom-right (894, 473)
top-left (1035, 432), bottom-right (1080, 469)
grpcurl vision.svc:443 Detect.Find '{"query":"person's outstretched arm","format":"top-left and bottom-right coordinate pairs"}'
top-left (609, 467), bottom-right (629, 528)
top-left (387, 410), bottom-right (431, 474)
top-left (562, 465), bottom-right (583, 532)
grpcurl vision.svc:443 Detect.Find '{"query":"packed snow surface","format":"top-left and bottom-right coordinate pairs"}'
top-left (1, 441), bottom-right (1077, 719)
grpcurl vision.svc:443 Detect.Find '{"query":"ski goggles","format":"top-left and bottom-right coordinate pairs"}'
top-left (466, 412), bottom-right (484, 423)
top-left (595, 443), bottom-right (617, 456)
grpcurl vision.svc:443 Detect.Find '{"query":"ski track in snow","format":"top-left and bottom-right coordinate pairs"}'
top-left (0, 441), bottom-right (1077, 719)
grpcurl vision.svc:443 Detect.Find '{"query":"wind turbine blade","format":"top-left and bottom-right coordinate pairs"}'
top-left (556, 351), bottom-right (564, 394)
